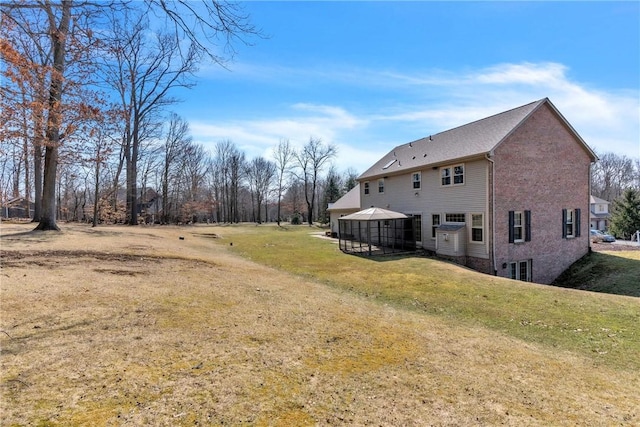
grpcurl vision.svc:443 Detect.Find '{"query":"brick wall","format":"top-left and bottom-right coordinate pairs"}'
top-left (492, 103), bottom-right (593, 284)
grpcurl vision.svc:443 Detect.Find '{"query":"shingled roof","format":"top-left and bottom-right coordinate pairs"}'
top-left (359, 98), bottom-right (595, 180)
top-left (327, 183), bottom-right (360, 211)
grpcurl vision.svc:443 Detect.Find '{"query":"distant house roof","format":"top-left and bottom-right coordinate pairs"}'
top-left (359, 98), bottom-right (597, 180)
top-left (327, 184), bottom-right (360, 211)
top-left (590, 195), bottom-right (610, 205)
top-left (339, 207), bottom-right (407, 221)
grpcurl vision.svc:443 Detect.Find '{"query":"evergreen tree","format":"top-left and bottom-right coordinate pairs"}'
top-left (609, 188), bottom-right (640, 240)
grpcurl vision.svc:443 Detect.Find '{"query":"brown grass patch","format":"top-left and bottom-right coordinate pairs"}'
top-left (1, 223), bottom-right (638, 425)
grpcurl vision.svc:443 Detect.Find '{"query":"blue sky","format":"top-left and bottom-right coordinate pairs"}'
top-left (173, 1), bottom-right (640, 174)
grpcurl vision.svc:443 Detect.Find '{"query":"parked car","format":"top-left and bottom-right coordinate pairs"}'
top-left (590, 229), bottom-right (616, 243)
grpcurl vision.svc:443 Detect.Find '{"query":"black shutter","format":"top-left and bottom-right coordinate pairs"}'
top-left (575, 208), bottom-right (581, 237)
top-left (562, 209), bottom-right (567, 239)
top-left (525, 210), bottom-right (532, 242)
top-left (508, 211), bottom-right (514, 243)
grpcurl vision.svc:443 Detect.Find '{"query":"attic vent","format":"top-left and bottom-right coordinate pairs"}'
top-left (382, 158), bottom-right (397, 170)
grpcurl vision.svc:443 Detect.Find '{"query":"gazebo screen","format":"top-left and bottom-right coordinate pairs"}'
top-left (338, 217), bottom-right (416, 256)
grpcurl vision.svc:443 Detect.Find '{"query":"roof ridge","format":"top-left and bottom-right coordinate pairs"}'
top-left (403, 98), bottom-right (547, 146)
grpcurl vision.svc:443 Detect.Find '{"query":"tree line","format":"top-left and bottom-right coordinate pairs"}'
top-left (2, 2), bottom-right (638, 230)
top-left (0, 1), bottom-right (357, 228)
top-left (1, 0), bottom-right (260, 229)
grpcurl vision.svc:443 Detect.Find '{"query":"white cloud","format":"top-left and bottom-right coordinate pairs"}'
top-left (188, 61), bottom-right (639, 175)
top-left (368, 62), bottom-right (640, 158)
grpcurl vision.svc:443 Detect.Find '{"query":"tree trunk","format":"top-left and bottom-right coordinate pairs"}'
top-left (32, 138), bottom-right (43, 222)
top-left (92, 157), bottom-right (100, 227)
top-left (34, 144), bottom-right (60, 230)
top-left (34, 0), bottom-right (71, 231)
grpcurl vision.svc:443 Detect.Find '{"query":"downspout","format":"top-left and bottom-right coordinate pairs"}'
top-left (588, 160), bottom-right (596, 253)
top-left (486, 152), bottom-right (497, 275)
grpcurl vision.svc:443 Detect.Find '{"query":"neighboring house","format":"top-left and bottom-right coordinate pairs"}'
top-left (356, 98), bottom-right (597, 284)
top-left (138, 188), bottom-right (162, 223)
top-left (327, 183), bottom-right (360, 236)
top-left (1, 197), bottom-right (35, 219)
top-left (589, 195), bottom-right (610, 231)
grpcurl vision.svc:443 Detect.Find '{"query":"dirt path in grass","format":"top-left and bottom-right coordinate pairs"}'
top-left (1, 223), bottom-right (638, 425)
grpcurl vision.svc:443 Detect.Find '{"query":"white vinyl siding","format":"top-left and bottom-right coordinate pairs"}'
top-left (361, 158), bottom-right (489, 259)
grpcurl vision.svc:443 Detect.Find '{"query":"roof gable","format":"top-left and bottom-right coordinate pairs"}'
top-left (359, 98), bottom-right (595, 180)
top-left (590, 195), bottom-right (609, 204)
top-left (327, 183), bottom-right (360, 211)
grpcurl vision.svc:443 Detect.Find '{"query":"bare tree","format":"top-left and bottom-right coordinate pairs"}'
top-left (245, 157), bottom-right (276, 223)
top-left (2, 0), bottom-right (259, 230)
top-left (179, 142), bottom-right (208, 222)
top-left (294, 137), bottom-right (337, 225)
top-left (102, 11), bottom-right (199, 225)
top-left (160, 113), bottom-right (191, 223)
top-left (212, 140), bottom-right (245, 223)
top-left (591, 151), bottom-right (637, 201)
top-left (272, 138), bottom-right (294, 225)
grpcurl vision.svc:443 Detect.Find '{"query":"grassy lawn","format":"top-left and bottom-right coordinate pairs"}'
top-left (554, 248), bottom-right (640, 297)
top-left (1, 222), bottom-right (639, 425)
top-left (215, 224), bottom-right (640, 371)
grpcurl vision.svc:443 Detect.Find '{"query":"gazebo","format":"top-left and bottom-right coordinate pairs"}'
top-left (338, 207), bottom-right (417, 256)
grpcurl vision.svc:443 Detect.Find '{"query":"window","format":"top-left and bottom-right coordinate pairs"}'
top-left (445, 213), bottom-right (465, 223)
top-left (431, 214), bottom-right (440, 239)
top-left (412, 172), bottom-right (421, 189)
top-left (378, 179), bottom-right (384, 193)
top-left (510, 260), bottom-right (531, 282)
top-left (441, 168), bottom-right (451, 186)
top-left (414, 214), bottom-right (422, 242)
top-left (509, 210), bottom-right (531, 243)
top-left (514, 212), bottom-right (523, 242)
top-left (565, 209), bottom-right (574, 237)
top-left (471, 213), bottom-right (484, 243)
top-left (441, 164), bottom-right (464, 186)
top-left (562, 208), bottom-right (581, 238)
top-left (453, 165), bottom-right (464, 184)
top-left (364, 182), bottom-right (370, 195)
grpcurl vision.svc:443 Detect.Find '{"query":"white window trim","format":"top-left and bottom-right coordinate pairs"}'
top-left (445, 213), bottom-right (466, 223)
top-left (378, 178), bottom-right (385, 194)
top-left (412, 172), bottom-right (421, 190)
top-left (440, 163), bottom-right (465, 187)
top-left (513, 211), bottom-right (524, 243)
top-left (565, 209), bottom-right (575, 238)
top-left (510, 260), bottom-right (531, 282)
top-left (364, 181), bottom-right (370, 195)
top-left (470, 213), bottom-right (484, 244)
top-left (431, 214), bottom-right (440, 240)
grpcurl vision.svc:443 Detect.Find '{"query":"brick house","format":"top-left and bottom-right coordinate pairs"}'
top-left (355, 98), bottom-right (597, 284)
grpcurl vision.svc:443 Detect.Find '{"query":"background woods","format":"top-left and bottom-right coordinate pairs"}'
top-left (0, 0), bottom-right (355, 226)
top-left (1, 2), bottom-right (638, 228)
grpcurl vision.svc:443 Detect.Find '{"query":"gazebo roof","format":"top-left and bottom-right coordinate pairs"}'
top-left (339, 207), bottom-right (408, 221)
